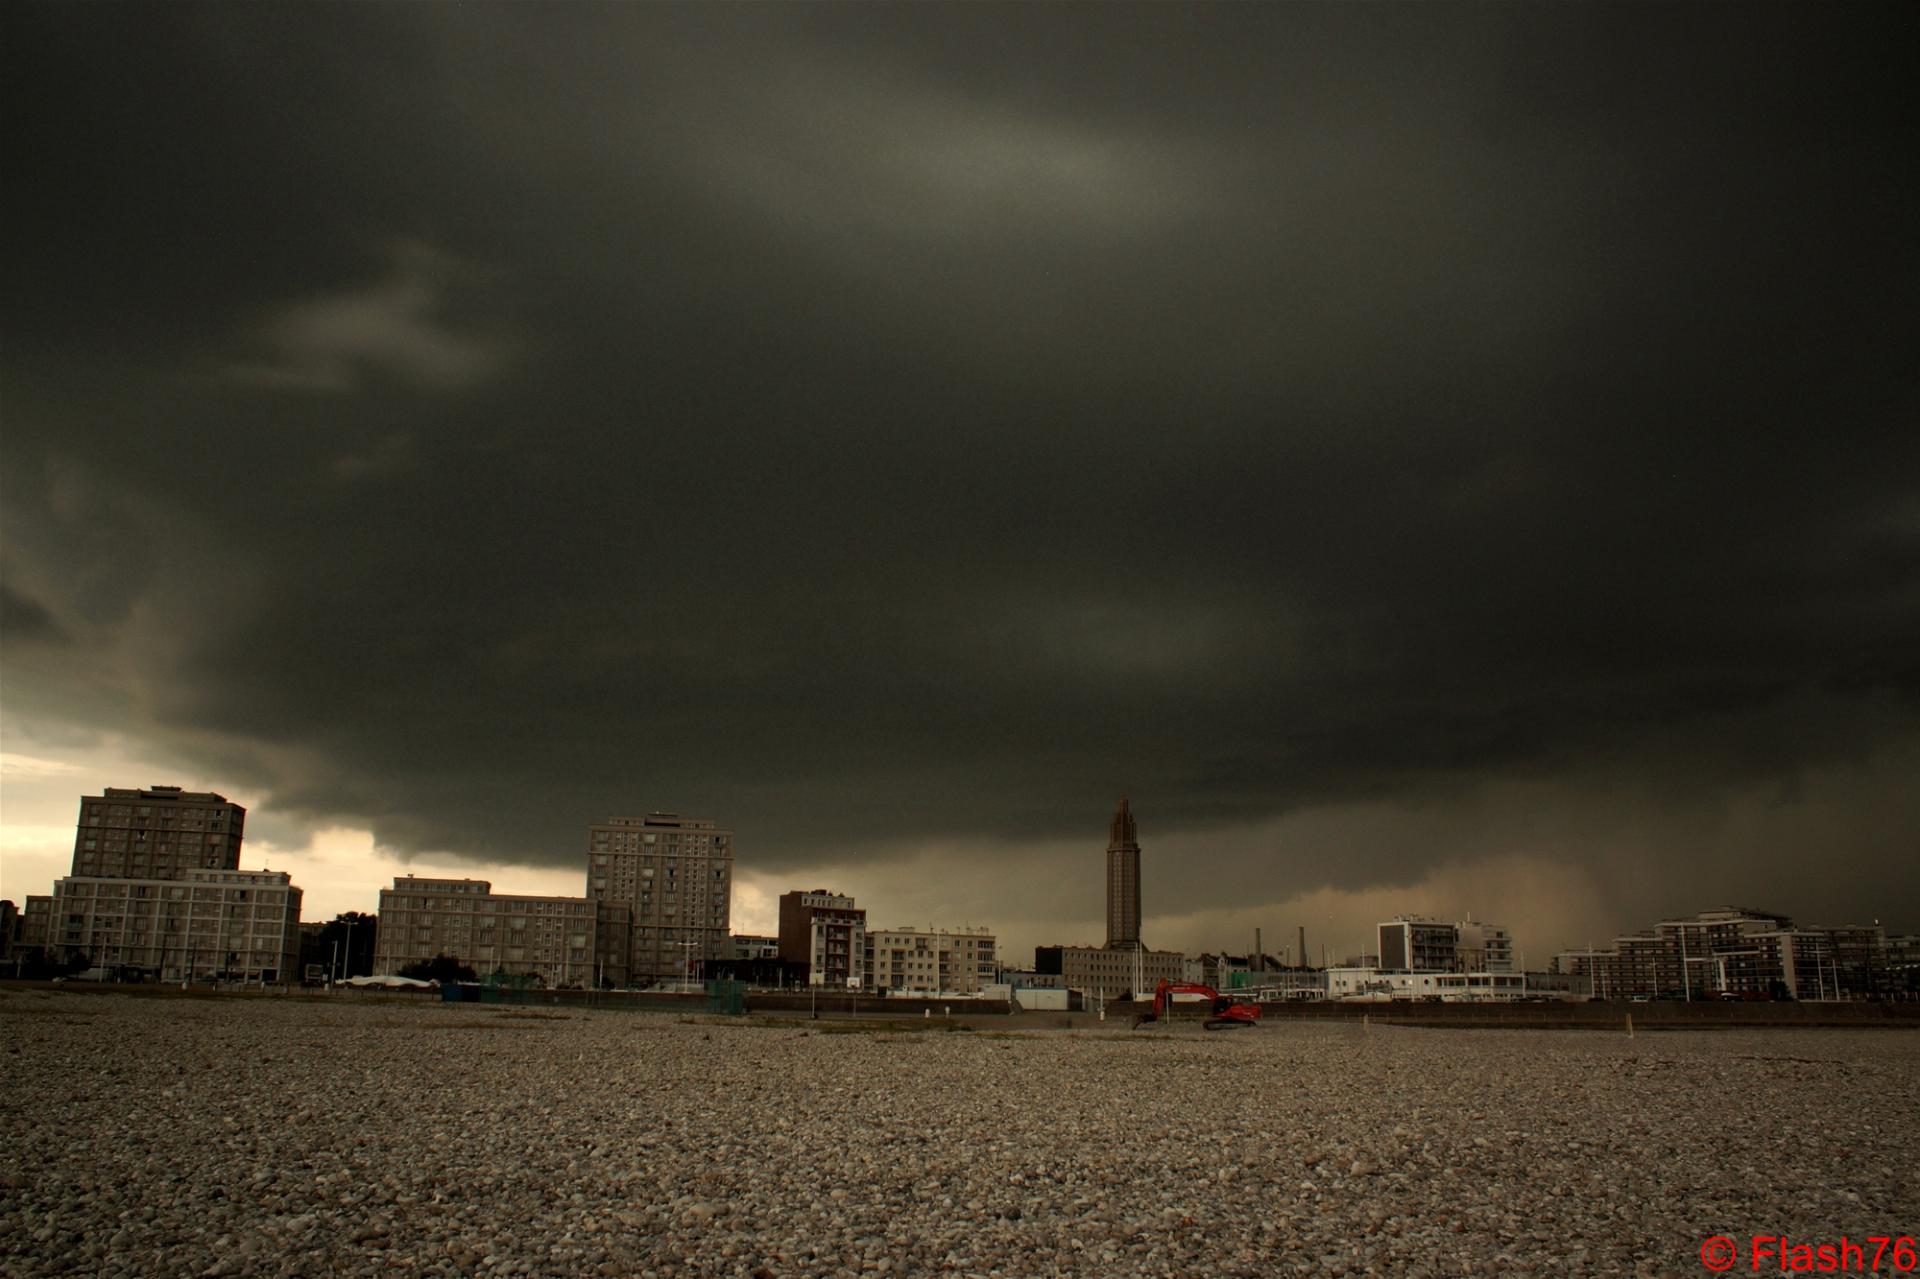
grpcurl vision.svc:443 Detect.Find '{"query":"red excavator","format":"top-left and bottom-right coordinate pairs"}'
top-left (1132, 979), bottom-right (1262, 1030)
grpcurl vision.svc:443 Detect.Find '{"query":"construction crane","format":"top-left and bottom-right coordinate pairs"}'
top-left (1132, 979), bottom-right (1262, 1030)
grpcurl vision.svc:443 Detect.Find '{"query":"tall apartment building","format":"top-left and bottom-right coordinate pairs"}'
top-left (865, 926), bottom-right (997, 995)
top-left (777, 889), bottom-right (867, 987)
top-left (71, 786), bottom-right (245, 880)
top-left (585, 812), bottom-right (732, 984)
top-left (375, 877), bottom-right (630, 988)
top-left (48, 868), bottom-right (301, 982)
top-left (1106, 795), bottom-right (1141, 949)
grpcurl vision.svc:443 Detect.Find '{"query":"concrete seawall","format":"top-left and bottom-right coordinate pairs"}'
top-left (1242, 999), bottom-right (1920, 1029)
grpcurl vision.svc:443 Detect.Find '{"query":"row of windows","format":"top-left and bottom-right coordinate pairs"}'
top-left (382, 898), bottom-right (591, 915)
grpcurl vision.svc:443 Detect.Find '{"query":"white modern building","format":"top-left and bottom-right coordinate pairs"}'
top-left (1328, 967), bottom-right (1528, 1001)
top-left (1374, 916), bottom-right (1515, 974)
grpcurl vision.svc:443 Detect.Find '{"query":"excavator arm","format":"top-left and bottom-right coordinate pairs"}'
top-left (1132, 979), bottom-right (1262, 1029)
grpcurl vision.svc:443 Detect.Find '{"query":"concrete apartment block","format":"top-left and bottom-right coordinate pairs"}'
top-left (1551, 907), bottom-right (1894, 1000)
top-left (586, 813), bottom-right (732, 984)
top-left (1033, 944), bottom-right (1185, 999)
top-left (777, 890), bottom-right (866, 988)
top-left (49, 868), bottom-right (301, 982)
top-left (71, 786), bottom-right (245, 881)
top-left (865, 926), bottom-right (997, 995)
top-left (375, 877), bottom-right (630, 988)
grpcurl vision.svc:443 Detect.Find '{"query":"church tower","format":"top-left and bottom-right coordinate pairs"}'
top-left (1105, 795), bottom-right (1141, 950)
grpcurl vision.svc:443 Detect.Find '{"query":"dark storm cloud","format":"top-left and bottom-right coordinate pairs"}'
top-left (3, 4), bottom-right (1916, 923)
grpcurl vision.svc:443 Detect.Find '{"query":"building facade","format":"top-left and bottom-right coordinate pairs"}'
top-left (1374, 917), bottom-right (1513, 974)
top-left (70, 786), bottom-right (245, 880)
top-left (1034, 944), bottom-right (1185, 998)
top-left (1106, 795), bottom-right (1141, 949)
top-left (1452, 919), bottom-right (1515, 973)
top-left (1552, 907), bottom-right (1894, 1000)
top-left (728, 934), bottom-right (780, 962)
top-left (20, 895), bottom-right (52, 955)
top-left (585, 812), bottom-right (733, 984)
top-left (1327, 967), bottom-right (1528, 1001)
top-left (777, 889), bottom-right (868, 987)
top-left (1377, 918), bottom-right (1460, 972)
top-left (48, 868), bottom-right (301, 982)
top-left (865, 926), bottom-right (997, 995)
top-left (374, 877), bottom-right (630, 988)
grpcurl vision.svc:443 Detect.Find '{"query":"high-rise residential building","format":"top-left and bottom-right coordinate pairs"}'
top-left (1106, 796), bottom-right (1141, 950)
top-left (777, 889), bottom-right (867, 987)
top-left (71, 786), bottom-right (245, 880)
top-left (865, 926), bottom-right (997, 995)
top-left (585, 812), bottom-right (732, 984)
top-left (48, 868), bottom-right (301, 983)
top-left (375, 877), bottom-right (630, 988)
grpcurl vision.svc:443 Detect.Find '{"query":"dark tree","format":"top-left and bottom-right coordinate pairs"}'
top-left (312, 912), bottom-right (378, 979)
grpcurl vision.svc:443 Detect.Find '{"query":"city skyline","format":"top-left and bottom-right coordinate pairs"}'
top-left (3, 7), bottom-right (1916, 968)
top-left (3, 776), bottom-right (1907, 976)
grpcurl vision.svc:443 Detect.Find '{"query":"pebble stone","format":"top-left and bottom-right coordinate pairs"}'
top-left (1, 991), bottom-right (1914, 1277)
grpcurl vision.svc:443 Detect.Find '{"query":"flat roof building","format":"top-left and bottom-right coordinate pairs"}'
top-left (866, 926), bottom-right (997, 995)
top-left (49, 868), bottom-right (301, 983)
top-left (777, 889), bottom-right (867, 988)
top-left (71, 786), bottom-right (245, 881)
top-left (586, 812), bottom-right (732, 984)
top-left (1034, 944), bottom-right (1185, 1000)
top-left (375, 877), bottom-right (629, 989)
top-left (1551, 908), bottom-right (1894, 1000)
top-left (1377, 918), bottom-right (1459, 972)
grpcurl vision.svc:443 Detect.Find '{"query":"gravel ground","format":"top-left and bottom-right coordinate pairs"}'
top-left (2, 991), bottom-right (1914, 1278)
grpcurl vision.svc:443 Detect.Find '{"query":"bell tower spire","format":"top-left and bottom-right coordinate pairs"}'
top-left (1105, 795), bottom-right (1141, 950)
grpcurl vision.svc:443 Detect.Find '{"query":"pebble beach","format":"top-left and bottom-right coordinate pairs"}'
top-left (2, 990), bottom-right (1913, 1278)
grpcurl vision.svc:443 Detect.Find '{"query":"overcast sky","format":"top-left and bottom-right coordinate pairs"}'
top-left (3, 4), bottom-right (1916, 964)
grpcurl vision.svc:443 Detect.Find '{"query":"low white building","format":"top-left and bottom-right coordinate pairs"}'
top-left (1328, 966), bottom-right (1528, 1001)
top-left (1230, 970), bottom-right (1329, 1001)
